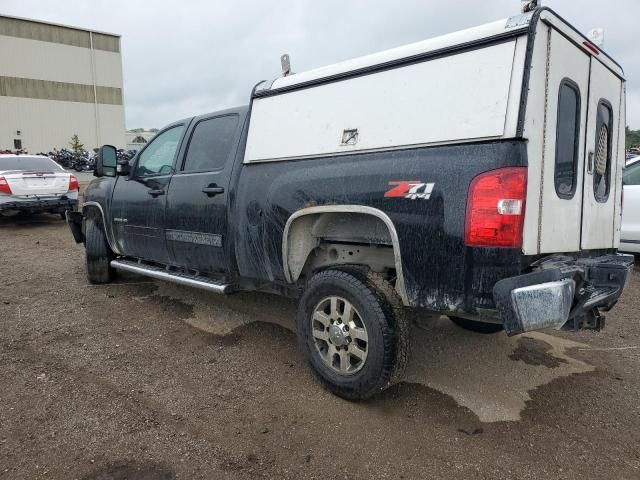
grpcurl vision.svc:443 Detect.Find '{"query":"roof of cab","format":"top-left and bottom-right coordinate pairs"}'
top-left (192, 105), bottom-right (249, 122)
top-left (162, 106), bottom-right (249, 131)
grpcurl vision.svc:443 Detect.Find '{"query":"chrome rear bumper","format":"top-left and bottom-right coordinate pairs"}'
top-left (494, 254), bottom-right (634, 336)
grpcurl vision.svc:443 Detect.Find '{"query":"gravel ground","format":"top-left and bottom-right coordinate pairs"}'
top-left (1, 206), bottom-right (639, 479)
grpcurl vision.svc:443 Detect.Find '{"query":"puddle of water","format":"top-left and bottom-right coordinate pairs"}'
top-left (406, 316), bottom-right (593, 422)
top-left (152, 283), bottom-right (593, 423)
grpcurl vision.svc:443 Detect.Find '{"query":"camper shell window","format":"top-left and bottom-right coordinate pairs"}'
top-left (593, 100), bottom-right (613, 203)
top-left (554, 79), bottom-right (581, 199)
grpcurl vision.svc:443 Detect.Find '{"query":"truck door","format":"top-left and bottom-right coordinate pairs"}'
top-left (580, 60), bottom-right (624, 249)
top-left (539, 29), bottom-right (624, 253)
top-left (164, 114), bottom-right (241, 273)
top-left (111, 124), bottom-right (185, 263)
top-left (538, 30), bottom-right (590, 253)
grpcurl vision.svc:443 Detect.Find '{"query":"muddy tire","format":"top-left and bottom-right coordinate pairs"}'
top-left (85, 217), bottom-right (115, 284)
top-left (449, 316), bottom-right (503, 334)
top-left (297, 269), bottom-right (406, 400)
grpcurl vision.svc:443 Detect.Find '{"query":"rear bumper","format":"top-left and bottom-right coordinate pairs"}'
top-left (0, 197), bottom-right (77, 213)
top-left (494, 254), bottom-right (634, 335)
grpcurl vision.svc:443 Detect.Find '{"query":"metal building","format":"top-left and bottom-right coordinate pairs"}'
top-left (0, 14), bottom-right (125, 153)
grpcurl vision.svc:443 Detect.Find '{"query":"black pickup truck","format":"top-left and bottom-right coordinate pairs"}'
top-left (67, 7), bottom-right (633, 399)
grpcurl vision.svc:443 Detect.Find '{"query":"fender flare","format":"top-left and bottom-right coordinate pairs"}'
top-left (82, 201), bottom-right (122, 255)
top-left (282, 205), bottom-right (409, 306)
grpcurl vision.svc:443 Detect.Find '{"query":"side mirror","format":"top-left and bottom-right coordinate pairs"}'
top-left (94, 145), bottom-right (118, 178)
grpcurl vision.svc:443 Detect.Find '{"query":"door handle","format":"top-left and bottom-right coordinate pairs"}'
top-left (147, 189), bottom-right (165, 197)
top-left (202, 184), bottom-right (225, 197)
top-left (587, 151), bottom-right (594, 174)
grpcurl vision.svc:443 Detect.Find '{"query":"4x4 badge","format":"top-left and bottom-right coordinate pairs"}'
top-left (384, 181), bottom-right (435, 200)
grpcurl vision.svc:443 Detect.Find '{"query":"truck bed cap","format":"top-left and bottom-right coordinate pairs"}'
top-left (262, 14), bottom-right (530, 95)
top-left (256, 8), bottom-right (623, 97)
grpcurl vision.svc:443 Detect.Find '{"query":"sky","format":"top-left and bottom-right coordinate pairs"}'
top-left (2, 0), bottom-right (639, 129)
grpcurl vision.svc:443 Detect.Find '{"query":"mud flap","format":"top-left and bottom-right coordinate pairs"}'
top-left (66, 211), bottom-right (84, 244)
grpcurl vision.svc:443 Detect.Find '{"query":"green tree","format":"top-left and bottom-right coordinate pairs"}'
top-left (69, 134), bottom-right (84, 153)
top-left (626, 127), bottom-right (640, 150)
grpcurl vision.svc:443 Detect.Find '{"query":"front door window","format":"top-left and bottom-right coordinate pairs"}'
top-left (134, 125), bottom-right (184, 177)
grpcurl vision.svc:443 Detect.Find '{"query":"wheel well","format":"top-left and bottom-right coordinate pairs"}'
top-left (283, 208), bottom-right (408, 305)
top-left (82, 202), bottom-right (120, 255)
top-left (83, 205), bottom-right (101, 222)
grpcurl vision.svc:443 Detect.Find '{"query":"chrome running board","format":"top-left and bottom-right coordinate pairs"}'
top-left (110, 259), bottom-right (234, 294)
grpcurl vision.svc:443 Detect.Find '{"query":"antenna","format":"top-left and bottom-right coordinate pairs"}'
top-left (281, 54), bottom-right (291, 77)
top-left (521, 0), bottom-right (540, 13)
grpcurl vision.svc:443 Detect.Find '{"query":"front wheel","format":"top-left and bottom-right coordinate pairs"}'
top-left (85, 217), bottom-right (116, 284)
top-left (297, 269), bottom-right (406, 400)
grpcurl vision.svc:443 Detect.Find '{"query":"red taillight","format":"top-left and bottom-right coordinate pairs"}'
top-left (464, 167), bottom-right (527, 248)
top-left (0, 176), bottom-right (11, 194)
top-left (68, 175), bottom-right (79, 191)
top-left (582, 41), bottom-right (600, 56)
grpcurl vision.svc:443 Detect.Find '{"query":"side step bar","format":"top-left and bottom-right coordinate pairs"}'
top-left (110, 259), bottom-right (234, 294)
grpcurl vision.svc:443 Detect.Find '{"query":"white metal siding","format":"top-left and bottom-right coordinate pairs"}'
top-left (245, 41), bottom-right (518, 163)
top-left (613, 86), bottom-right (626, 246)
top-left (580, 60), bottom-right (623, 250)
top-left (0, 34), bottom-right (123, 90)
top-left (538, 30), bottom-right (590, 253)
top-left (0, 34), bottom-right (94, 85)
top-left (0, 21), bottom-right (125, 152)
top-left (97, 104), bottom-right (127, 148)
top-left (520, 23), bottom-right (550, 255)
top-left (0, 96), bottom-right (125, 152)
top-left (94, 49), bottom-right (124, 89)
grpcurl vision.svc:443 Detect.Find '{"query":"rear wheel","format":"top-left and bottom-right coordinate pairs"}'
top-left (297, 269), bottom-right (407, 400)
top-left (85, 217), bottom-right (116, 284)
top-left (449, 316), bottom-right (503, 334)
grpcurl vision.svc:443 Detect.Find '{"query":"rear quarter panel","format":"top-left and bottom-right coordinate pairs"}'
top-left (233, 140), bottom-right (528, 313)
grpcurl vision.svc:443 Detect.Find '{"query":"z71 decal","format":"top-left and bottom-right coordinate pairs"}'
top-left (384, 181), bottom-right (435, 200)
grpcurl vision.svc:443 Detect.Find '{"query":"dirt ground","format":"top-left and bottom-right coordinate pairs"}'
top-left (1, 196), bottom-right (640, 478)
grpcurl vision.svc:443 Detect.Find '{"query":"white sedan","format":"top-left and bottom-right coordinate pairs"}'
top-left (621, 157), bottom-right (640, 253)
top-left (0, 154), bottom-right (79, 218)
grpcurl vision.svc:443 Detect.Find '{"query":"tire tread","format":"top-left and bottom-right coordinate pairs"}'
top-left (85, 217), bottom-right (115, 284)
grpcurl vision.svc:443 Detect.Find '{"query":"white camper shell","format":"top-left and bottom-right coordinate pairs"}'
top-left (246, 8), bottom-right (626, 257)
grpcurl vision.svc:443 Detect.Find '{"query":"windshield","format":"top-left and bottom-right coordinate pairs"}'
top-left (0, 156), bottom-right (62, 172)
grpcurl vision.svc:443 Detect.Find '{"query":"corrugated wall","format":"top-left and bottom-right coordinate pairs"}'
top-left (0, 16), bottom-right (125, 152)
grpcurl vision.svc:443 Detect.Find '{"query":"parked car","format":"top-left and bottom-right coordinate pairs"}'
top-left (67, 6), bottom-right (633, 400)
top-left (626, 155), bottom-right (640, 165)
top-left (621, 157), bottom-right (640, 253)
top-left (0, 154), bottom-right (79, 218)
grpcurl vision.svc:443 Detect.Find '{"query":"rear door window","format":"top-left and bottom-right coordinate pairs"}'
top-left (554, 79), bottom-right (581, 199)
top-left (593, 100), bottom-right (613, 202)
top-left (182, 115), bottom-right (239, 172)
